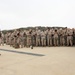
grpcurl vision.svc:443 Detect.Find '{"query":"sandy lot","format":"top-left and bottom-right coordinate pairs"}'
top-left (0, 45), bottom-right (75, 75)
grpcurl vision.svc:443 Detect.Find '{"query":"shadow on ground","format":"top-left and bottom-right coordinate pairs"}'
top-left (0, 49), bottom-right (45, 57)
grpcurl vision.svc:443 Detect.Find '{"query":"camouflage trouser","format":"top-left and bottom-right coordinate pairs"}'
top-left (47, 35), bottom-right (52, 46)
top-left (64, 36), bottom-right (67, 46)
top-left (41, 37), bottom-right (46, 46)
top-left (60, 36), bottom-right (65, 46)
top-left (73, 35), bottom-right (75, 46)
top-left (0, 38), bottom-right (1, 45)
top-left (32, 36), bottom-right (36, 46)
top-left (11, 39), bottom-right (14, 46)
top-left (67, 36), bottom-right (73, 46)
top-left (58, 35), bottom-right (60, 46)
top-left (23, 38), bottom-right (27, 47)
top-left (20, 38), bottom-right (24, 48)
top-left (1, 38), bottom-right (4, 46)
top-left (9, 37), bottom-right (12, 46)
top-left (36, 36), bottom-right (40, 46)
top-left (13, 37), bottom-right (20, 48)
top-left (20, 37), bottom-right (27, 48)
top-left (54, 37), bottom-right (58, 46)
top-left (74, 36), bottom-right (75, 46)
top-left (6, 38), bottom-right (9, 45)
top-left (27, 37), bottom-right (31, 47)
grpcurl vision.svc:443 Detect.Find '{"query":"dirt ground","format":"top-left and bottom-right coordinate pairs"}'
top-left (0, 45), bottom-right (75, 75)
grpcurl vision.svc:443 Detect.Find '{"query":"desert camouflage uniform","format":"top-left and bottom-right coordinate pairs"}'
top-left (5, 32), bottom-right (9, 45)
top-left (1, 33), bottom-right (5, 46)
top-left (53, 29), bottom-right (58, 46)
top-left (67, 29), bottom-right (73, 46)
top-left (26, 31), bottom-right (32, 47)
top-left (36, 30), bottom-right (41, 46)
top-left (41, 31), bottom-right (46, 46)
top-left (73, 29), bottom-right (75, 46)
top-left (0, 32), bottom-right (2, 46)
top-left (32, 30), bottom-right (36, 46)
top-left (51, 29), bottom-right (55, 46)
top-left (13, 30), bottom-right (20, 48)
top-left (23, 31), bottom-right (27, 47)
top-left (58, 29), bottom-right (65, 46)
top-left (47, 29), bottom-right (52, 46)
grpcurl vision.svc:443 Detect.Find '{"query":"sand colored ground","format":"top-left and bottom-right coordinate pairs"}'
top-left (0, 45), bottom-right (75, 75)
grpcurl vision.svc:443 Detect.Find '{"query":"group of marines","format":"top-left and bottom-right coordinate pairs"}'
top-left (0, 27), bottom-right (75, 48)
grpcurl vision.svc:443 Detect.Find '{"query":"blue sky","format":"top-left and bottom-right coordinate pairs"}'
top-left (0, 0), bottom-right (75, 30)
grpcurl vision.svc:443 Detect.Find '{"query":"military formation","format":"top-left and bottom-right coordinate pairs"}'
top-left (0, 27), bottom-right (75, 48)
